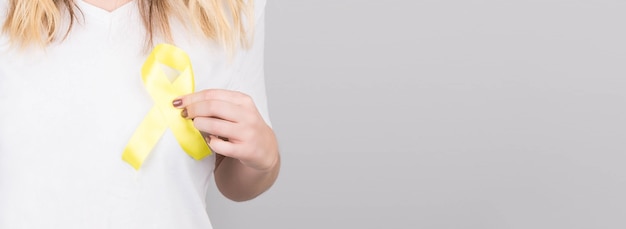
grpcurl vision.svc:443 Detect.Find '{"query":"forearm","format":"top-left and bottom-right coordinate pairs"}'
top-left (214, 153), bottom-right (280, 202)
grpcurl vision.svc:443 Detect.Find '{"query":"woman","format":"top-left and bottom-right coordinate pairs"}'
top-left (0, 0), bottom-right (280, 228)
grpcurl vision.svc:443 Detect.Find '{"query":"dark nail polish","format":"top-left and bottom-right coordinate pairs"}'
top-left (181, 109), bottom-right (188, 118)
top-left (172, 99), bottom-right (183, 107)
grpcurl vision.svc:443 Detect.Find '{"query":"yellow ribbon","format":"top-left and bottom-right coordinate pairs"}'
top-left (122, 44), bottom-right (211, 170)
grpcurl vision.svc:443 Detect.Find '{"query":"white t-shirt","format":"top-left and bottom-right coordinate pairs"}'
top-left (0, 0), bottom-right (269, 228)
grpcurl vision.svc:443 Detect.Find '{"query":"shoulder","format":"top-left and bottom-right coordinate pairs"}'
top-left (0, 0), bottom-right (8, 18)
top-left (254, 0), bottom-right (267, 8)
top-left (0, 0), bottom-right (7, 12)
top-left (253, 0), bottom-right (267, 18)
top-left (0, 0), bottom-right (8, 45)
top-left (0, 0), bottom-right (8, 27)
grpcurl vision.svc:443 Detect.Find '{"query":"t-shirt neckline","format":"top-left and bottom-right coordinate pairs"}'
top-left (75, 0), bottom-right (136, 22)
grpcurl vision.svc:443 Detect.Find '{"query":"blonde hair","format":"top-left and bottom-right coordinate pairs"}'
top-left (2, 0), bottom-right (254, 52)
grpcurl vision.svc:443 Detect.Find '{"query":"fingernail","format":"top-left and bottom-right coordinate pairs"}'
top-left (172, 99), bottom-right (183, 107)
top-left (181, 109), bottom-right (188, 118)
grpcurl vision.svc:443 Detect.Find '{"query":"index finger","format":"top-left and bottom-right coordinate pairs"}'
top-left (173, 89), bottom-right (251, 108)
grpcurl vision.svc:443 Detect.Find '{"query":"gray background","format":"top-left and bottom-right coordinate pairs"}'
top-left (208, 0), bottom-right (626, 228)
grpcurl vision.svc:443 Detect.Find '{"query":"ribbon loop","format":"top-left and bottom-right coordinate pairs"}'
top-left (122, 44), bottom-right (212, 170)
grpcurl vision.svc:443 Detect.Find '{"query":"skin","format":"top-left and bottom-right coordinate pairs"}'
top-left (83, 0), bottom-right (134, 12)
top-left (175, 90), bottom-right (280, 201)
top-left (85, 0), bottom-right (281, 201)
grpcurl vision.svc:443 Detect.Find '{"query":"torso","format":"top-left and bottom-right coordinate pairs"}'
top-left (0, 1), bottom-right (241, 228)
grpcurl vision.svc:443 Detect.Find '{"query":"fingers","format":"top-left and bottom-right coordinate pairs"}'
top-left (193, 117), bottom-right (242, 141)
top-left (170, 89), bottom-right (273, 167)
top-left (183, 99), bottom-right (248, 123)
top-left (206, 135), bottom-right (238, 158)
top-left (196, 118), bottom-right (243, 159)
top-left (174, 89), bottom-right (253, 108)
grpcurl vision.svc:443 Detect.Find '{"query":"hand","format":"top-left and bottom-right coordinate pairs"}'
top-left (173, 89), bottom-right (279, 171)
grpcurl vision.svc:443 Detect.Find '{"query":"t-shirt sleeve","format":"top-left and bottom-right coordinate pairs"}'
top-left (230, 0), bottom-right (271, 126)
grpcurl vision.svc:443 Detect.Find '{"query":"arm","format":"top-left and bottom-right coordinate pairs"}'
top-left (214, 144), bottom-right (280, 201)
top-left (176, 89), bottom-right (280, 202)
top-left (176, 0), bottom-right (279, 201)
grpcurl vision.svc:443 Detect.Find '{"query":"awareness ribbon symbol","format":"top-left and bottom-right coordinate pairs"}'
top-left (122, 44), bottom-right (212, 170)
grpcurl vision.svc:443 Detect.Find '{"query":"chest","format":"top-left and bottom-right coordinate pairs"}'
top-left (0, 11), bottom-right (230, 166)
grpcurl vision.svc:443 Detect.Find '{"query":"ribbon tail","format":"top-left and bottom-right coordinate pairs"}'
top-left (122, 107), bottom-right (167, 170)
top-left (169, 116), bottom-right (212, 160)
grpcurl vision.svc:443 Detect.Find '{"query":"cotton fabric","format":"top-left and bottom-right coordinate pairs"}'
top-left (0, 0), bottom-right (269, 228)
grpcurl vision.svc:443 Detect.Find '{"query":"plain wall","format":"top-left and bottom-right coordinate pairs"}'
top-left (207, 1), bottom-right (626, 228)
